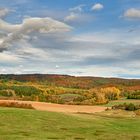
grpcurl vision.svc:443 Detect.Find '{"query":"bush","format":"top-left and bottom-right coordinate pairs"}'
top-left (0, 90), bottom-right (13, 97)
top-left (135, 110), bottom-right (140, 116)
top-left (126, 90), bottom-right (140, 99)
top-left (112, 103), bottom-right (140, 111)
top-left (11, 86), bottom-right (42, 97)
top-left (0, 101), bottom-right (34, 109)
top-left (125, 103), bottom-right (136, 111)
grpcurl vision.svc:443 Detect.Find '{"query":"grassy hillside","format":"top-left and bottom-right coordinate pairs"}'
top-left (0, 107), bottom-right (140, 140)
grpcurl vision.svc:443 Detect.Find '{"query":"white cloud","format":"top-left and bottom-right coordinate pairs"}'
top-left (0, 19), bottom-right (21, 32)
top-left (64, 12), bottom-right (93, 24)
top-left (91, 3), bottom-right (104, 11)
top-left (64, 4), bottom-right (93, 24)
top-left (64, 12), bottom-right (79, 22)
top-left (71, 28), bottom-right (140, 45)
top-left (0, 17), bottom-right (72, 51)
top-left (0, 52), bottom-right (21, 62)
top-left (69, 4), bottom-right (85, 12)
top-left (0, 29), bottom-right (140, 78)
top-left (55, 65), bottom-right (60, 68)
top-left (124, 8), bottom-right (140, 19)
top-left (0, 8), bottom-right (9, 18)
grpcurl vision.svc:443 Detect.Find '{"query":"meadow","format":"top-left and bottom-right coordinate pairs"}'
top-left (104, 99), bottom-right (140, 107)
top-left (0, 107), bottom-right (140, 140)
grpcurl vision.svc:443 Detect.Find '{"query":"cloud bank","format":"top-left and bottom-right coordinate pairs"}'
top-left (0, 0), bottom-right (140, 78)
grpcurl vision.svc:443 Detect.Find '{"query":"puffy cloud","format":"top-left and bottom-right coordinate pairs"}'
top-left (91, 3), bottom-right (104, 11)
top-left (124, 8), bottom-right (140, 19)
top-left (91, 3), bottom-right (103, 11)
top-left (0, 19), bottom-right (21, 32)
top-left (0, 8), bottom-right (9, 18)
top-left (0, 17), bottom-right (72, 51)
top-left (64, 12), bottom-right (79, 22)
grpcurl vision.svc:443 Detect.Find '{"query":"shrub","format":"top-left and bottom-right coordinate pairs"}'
top-left (135, 110), bottom-right (140, 116)
top-left (0, 90), bottom-right (13, 97)
top-left (112, 103), bottom-right (140, 111)
top-left (11, 86), bottom-right (42, 97)
top-left (126, 90), bottom-right (140, 99)
top-left (0, 101), bottom-right (34, 109)
top-left (125, 103), bottom-right (136, 111)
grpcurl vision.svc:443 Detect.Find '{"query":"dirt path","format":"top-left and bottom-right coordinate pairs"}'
top-left (0, 100), bottom-right (107, 113)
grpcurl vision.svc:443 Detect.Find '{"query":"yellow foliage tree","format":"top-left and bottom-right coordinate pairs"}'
top-left (100, 87), bottom-right (120, 100)
top-left (89, 88), bottom-right (108, 104)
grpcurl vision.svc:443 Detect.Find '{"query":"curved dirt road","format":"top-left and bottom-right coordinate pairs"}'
top-left (0, 100), bottom-right (108, 113)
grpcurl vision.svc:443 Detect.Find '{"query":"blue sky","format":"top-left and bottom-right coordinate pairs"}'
top-left (0, 0), bottom-right (140, 78)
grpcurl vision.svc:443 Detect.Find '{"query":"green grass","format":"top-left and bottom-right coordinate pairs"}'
top-left (104, 99), bottom-right (140, 107)
top-left (0, 107), bottom-right (140, 140)
top-left (60, 93), bottom-right (82, 98)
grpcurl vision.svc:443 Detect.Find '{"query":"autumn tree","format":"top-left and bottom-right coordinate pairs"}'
top-left (88, 88), bottom-right (108, 104)
top-left (100, 87), bottom-right (120, 100)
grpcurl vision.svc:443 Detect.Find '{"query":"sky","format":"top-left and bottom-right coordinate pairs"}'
top-left (0, 0), bottom-right (140, 78)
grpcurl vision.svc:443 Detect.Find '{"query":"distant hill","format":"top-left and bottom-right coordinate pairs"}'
top-left (0, 74), bottom-right (140, 105)
top-left (0, 74), bottom-right (140, 89)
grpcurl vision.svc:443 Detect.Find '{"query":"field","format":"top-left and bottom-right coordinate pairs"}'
top-left (0, 107), bottom-right (140, 140)
top-left (104, 99), bottom-right (140, 107)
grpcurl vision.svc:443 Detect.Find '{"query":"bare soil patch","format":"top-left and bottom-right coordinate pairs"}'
top-left (0, 100), bottom-right (107, 113)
